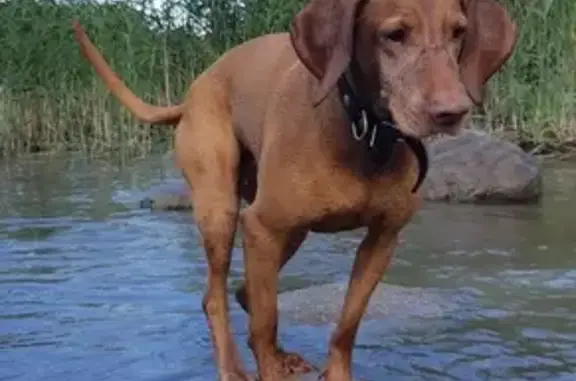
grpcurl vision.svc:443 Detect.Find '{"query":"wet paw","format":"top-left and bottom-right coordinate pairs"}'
top-left (277, 350), bottom-right (316, 376)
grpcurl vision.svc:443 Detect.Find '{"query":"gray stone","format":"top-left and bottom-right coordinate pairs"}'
top-left (276, 282), bottom-right (469, 327)
top-left (139, 180), bottom-right (191, 211)
top-left (140, 193), bottom-right (191, 211)
top-left (421, 129), bottom-right (542, 203)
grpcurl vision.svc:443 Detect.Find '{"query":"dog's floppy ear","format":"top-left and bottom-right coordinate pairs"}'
top-left (289, 0), bottom-right (364, 105)
top-left (459, 0), bottom-right (517, 105)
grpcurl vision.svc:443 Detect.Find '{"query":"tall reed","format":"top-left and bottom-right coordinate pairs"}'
top-left (482, 0), bottom-right (576, 152)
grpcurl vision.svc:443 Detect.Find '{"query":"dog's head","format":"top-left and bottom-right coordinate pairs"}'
top-left (289, 0), bottom-right (517, 138)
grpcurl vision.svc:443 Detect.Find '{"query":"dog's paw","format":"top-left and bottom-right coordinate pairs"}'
top-left (278, 351), bottom-right (316, 375)
top-left (248, 351), bottom-right (317, 381)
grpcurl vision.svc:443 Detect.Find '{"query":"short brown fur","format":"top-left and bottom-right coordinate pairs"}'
top-left (72, 0), bottom-right (516, 380)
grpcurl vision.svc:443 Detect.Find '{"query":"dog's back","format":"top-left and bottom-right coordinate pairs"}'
top-left (196, 32), bottom-right (302, 157)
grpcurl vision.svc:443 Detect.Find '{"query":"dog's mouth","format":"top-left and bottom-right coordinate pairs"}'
top-left (434, 122), bottom-right (465, 137)
top-left (387, 105), bottom-right (468, 140)
top-left (382, 90), bottom-right (471, 139)
top-left (429, 108), bottom-right (471, 137)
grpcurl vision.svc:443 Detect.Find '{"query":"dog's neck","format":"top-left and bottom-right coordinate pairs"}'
top-left (336, 67), bottom-right (428, 193)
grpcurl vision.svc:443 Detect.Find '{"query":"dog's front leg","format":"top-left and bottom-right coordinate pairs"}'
top-left (321, 224), bottom-right (402, 381)
top-left (241, 206), bottom-right (311, 381)
top-left (235, 229), bottom-right (316, 377)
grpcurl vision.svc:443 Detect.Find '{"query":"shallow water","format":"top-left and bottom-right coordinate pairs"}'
top-left (1, 152), bottom-right (575, 381)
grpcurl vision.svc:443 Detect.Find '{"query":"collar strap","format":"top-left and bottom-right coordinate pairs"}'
top-left (336, 75), bottom-right (429, 193)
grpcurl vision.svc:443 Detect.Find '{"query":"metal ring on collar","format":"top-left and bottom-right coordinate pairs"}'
top-left (368, 124), bottom-right (378, 148)
top-left (351, 110), bottom-right (369, 141)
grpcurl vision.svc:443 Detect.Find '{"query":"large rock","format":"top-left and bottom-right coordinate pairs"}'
top-left (421, 129), bottom-right (542, 203)
top-left (138, 130), bottom-right (542, 210)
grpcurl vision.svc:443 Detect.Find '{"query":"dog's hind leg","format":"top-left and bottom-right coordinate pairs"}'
top-left (174, 81), bottom-right (248, 381)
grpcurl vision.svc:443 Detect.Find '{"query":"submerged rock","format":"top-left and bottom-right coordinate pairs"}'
top-left (139, 193), bottom-right (191, 211)
top-left (138, 179), bottom-right (191, 211)
top-left (276, 282), bottom-right (466, 326)
top-left (421, 129), bottom-right (542, 203)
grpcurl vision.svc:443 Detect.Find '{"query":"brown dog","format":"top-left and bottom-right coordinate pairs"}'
top-left (72, 0), bottom-right (516, 380)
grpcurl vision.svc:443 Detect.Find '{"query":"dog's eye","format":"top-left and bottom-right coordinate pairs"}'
top-left (380, 28), bottom-right (408, 43)
top-left (452, 25), bottom-right (467, 40)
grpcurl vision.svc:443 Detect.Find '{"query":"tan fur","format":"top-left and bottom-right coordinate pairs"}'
top-left (72, 1), bottom-right (516, 380)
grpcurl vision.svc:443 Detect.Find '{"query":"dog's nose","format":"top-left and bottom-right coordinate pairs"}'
top-left (426, 91), bottom-right (472, 127)
top-left (428, 102), bottom-right (470, 127)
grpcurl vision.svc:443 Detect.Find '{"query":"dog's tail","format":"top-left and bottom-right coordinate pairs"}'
top-left (71, 20), bottom-right (183, 126)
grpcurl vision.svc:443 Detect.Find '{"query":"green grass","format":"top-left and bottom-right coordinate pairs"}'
top-left (0, 0), bottom-right (574, 157)
top-left (481, 0), bottom-right (576, 153)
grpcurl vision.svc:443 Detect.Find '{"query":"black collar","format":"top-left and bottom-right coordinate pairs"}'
top-left (336, 73), bottom-right (428, 193)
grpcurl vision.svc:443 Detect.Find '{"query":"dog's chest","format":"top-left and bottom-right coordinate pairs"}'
top-left (308, 177), bottom-right (416, 233)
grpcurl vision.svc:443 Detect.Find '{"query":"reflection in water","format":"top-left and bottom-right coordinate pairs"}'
top-left (1, 153), bottom-right (576, 381)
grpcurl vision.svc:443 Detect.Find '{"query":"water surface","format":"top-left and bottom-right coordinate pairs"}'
top-left (1, 153), bottom-right (575, 381)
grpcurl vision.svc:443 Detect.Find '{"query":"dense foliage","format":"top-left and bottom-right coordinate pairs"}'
top-left (0, 0), bottom-right (573, 156)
